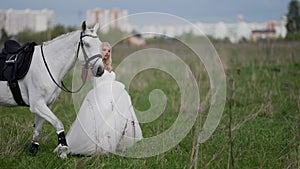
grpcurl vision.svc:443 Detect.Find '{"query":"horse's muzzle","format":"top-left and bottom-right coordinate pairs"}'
top-left (90, 57), bottom-right (104, 77)
top-left (95, 66), bottom-right (104, 77)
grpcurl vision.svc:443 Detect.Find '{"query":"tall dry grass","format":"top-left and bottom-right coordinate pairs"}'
top-left (0, 41), bottom-right (299, 168)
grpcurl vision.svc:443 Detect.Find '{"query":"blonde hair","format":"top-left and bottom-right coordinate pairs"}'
top-left (101, 42), bottom-right (112, 71)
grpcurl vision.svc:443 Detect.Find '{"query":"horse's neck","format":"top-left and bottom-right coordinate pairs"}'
top-left (43, 30), bottom-right (80, 80)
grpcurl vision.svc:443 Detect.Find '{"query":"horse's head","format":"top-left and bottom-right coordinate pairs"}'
top-left (78, 21), bottom-right (104, 77)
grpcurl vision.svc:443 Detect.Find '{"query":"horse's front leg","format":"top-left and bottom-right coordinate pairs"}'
top-left (29, 114), bottom-right (45, 155)
top-left (30, 101), bottom-right (68, 158)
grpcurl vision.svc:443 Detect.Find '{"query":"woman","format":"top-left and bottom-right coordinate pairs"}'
top-left (66, 42), bottom-right (143, 156)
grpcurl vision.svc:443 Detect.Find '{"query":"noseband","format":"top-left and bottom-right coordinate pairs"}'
top-left (40, 31), bottom-right (102, 93)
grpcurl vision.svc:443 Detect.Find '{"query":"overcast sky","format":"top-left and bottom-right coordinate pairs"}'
top-left (1, 0), bottom-right (291, 26)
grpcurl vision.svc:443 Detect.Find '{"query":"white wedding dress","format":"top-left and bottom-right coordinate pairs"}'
top-left (66, 70), bottom-right (143, 156)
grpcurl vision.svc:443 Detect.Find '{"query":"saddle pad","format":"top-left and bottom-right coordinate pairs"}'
top-left (0, 41), bottom-right (37, 81)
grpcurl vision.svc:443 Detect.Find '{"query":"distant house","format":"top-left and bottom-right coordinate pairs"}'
top-left (128, 34), bottom-right (146, 46)
top-left (251, 22), bottom-right (277, 42)
top-left (251, 30), bottom-right (276, 42)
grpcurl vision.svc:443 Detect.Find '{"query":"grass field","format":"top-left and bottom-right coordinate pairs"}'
top-left (0, 41), bottom-right (300, 168)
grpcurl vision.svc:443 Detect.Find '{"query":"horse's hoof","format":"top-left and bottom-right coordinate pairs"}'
top-left (54, 131), bottom-right (69, 158)
top-left (53, 144), bottom-right (69, 159)
top-left (59, 150), bottom-right (68, 159)
top-left (29, 141), bottom-right (39, 155)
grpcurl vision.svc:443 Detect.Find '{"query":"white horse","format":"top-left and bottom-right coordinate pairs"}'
top-left (0, 21), bottom-right (104, 158)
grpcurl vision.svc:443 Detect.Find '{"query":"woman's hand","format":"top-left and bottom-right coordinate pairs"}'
top-left (105, 65), bottom-right (113, 73)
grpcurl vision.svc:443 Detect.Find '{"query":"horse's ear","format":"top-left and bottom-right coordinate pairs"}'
top-left (93, 23), bottom-right (100, 32)
top-left (82, 21), bottom-right (86, 31)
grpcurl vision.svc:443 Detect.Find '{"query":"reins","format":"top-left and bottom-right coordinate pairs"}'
top-left (40, 31), bottom-right (101, 93)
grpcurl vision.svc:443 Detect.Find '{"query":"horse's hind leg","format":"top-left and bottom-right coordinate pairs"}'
top-left (29, 114), bottom-right (45, 155)
top-left (30, 101), bottom-right (68, 157)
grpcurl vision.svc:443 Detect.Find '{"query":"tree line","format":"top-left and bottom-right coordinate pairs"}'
top-left (0, 25), bottom-right (77, 45)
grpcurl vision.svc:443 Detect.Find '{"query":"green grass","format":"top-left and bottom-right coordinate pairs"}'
top-left (0, 41), bottom-right (300, 168)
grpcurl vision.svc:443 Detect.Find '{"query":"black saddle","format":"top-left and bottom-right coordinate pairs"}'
top-left (0, 40), bottom-right (37, 81)
top-left (5, 40), bottom-right (24, 53)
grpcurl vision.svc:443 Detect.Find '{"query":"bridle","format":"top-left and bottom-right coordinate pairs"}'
top-left (40, 31), bottom-right (102, 93)
top-left (78, 32), bottom-right (102, 70)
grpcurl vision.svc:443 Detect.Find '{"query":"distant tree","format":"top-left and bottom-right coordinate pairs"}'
top-left (0, 28), bottom-right (10, 42)
top-left (17, 28), bottom-right (48, 44)
top-left (50, 25), bottom-right (75, 39)
top-left (286, 0), bottom-right (300, 33)
top-left (16, 25), bottom-right (76, 44)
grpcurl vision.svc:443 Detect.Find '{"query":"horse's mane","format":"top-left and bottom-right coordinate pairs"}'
top-left (43, 30), bottom-right (80, 46)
